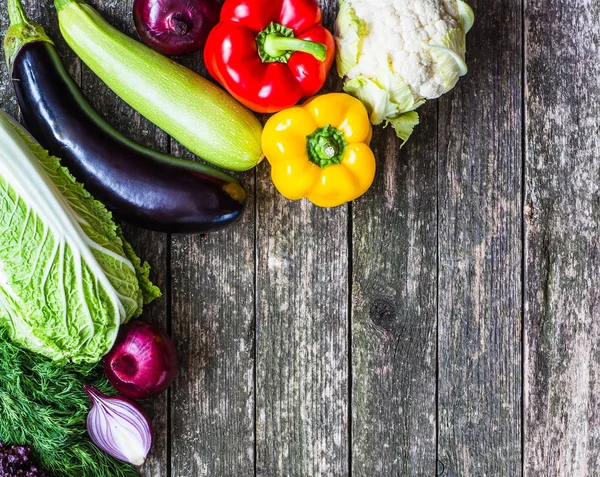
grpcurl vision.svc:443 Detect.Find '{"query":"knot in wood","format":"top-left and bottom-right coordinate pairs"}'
top-left (370, 298), bottom-right (397, 332)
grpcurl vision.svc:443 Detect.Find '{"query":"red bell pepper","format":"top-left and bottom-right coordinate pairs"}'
top-left (204, 0), bottom-right (335, 113)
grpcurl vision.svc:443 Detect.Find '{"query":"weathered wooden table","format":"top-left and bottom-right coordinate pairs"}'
top-left (1, 0), bottom-right (598, 475)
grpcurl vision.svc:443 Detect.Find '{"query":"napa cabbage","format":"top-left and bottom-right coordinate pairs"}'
top-left (0, 111), bottom-right (160, 363)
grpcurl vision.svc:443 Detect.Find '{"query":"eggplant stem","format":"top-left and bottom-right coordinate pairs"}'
top-left (4, 0), bottom-right (53, 74)
top-left (7, 0), bottom-right (28, 26)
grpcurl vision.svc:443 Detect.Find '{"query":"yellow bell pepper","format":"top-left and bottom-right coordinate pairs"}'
top-left (262, 93), bottom-right (376, 208)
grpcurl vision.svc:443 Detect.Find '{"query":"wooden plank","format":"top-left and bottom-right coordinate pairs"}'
top-left (437, 0), bottom-right (523, 475)
top-left (255, 193), bottom-right (349, 477)
top-left (0, 70), bottom-right (15, 114)
top-left (524, 0), bottom-right (600, 475)
top-left (168, 51), bottom-right (255, 475)
top-left (351, 101), bottom-right (438, 475)
top-left (170, 221), bottom-right (255, 477)
top-left (80, 3), bottom-right (170, 476)
top-left (254, 4), bottom-right (348, 476)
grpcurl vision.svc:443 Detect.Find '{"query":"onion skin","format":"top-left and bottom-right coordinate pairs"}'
top-left (133, 0), bottom-right (221, 55)
top-left (103, 321), bottom-right (178, 399)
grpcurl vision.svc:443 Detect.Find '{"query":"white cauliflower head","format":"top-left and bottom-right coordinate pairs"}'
top-left (335, 0), bottom-right (474, 145)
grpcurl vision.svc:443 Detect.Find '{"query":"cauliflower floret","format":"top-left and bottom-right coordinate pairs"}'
top-left (347, 0), bottom-right (461, 99)
top-left (335, 0), bottom-right (474, 145)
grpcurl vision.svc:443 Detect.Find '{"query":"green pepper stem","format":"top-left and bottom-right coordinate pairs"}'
top-left (256, 22), bottom-right (327, 64)
top-left (263, 35), bottom-right (327, 63)
top-left (306, 125), bottom-right (348, 168)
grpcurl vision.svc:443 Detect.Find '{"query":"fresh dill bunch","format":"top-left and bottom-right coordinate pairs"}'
top-left (0, 328), bottom-right (139, 477)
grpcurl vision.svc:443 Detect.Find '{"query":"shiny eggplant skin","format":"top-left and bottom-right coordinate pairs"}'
top-left (11, 41), bottom-right (247, 233)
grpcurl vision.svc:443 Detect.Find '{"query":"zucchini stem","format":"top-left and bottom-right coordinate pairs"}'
top-left (54, 0), bottom-right (75, 12)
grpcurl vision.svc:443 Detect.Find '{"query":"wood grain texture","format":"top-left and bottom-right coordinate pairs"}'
top-left (170, 223), bottom-right (256, 477)
top-left (169, 48), bottom-right (256, 476)
top-left (254, 2), bottom-right (349, 475)
top-left (351, 101), bottom-right (438, 476)
top-left (524, 0), bottom-right (600, 475)
top-left (437, 0), bottom-right (523, 475)
top-left (255, 188), bottom-right (349, 477)
top-left (80, 2), bottom-right (170, 476)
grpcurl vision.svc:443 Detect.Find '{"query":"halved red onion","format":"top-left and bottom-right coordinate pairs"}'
top-left (84, 385), bottom-right (152, 466)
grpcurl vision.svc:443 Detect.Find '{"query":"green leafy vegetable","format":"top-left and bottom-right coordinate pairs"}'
top-left (0, 111), bottom-right (160, 363)
top-left (0, 327), bottom-right (138, 477)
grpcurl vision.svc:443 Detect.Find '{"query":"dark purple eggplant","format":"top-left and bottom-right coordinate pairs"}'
top-left (4, 0), bottom-right (246, 233)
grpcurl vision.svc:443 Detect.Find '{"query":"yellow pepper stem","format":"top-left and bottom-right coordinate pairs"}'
top-left (306, 125), bottom-right (348, 168)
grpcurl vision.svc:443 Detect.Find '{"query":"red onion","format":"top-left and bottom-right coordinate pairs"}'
top-left (84, 385), bottom-right (152, 466)
top-left (133, 0), bottom-right (221, 55)
top-left (103, 321), bottom-right (178, 399)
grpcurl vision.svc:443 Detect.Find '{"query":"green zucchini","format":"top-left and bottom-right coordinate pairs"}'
top-left (54, 0), bottom-right (263, 172)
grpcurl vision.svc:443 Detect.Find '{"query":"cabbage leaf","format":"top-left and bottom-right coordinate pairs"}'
top-left (0, 111), bottom-right (160, 363)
